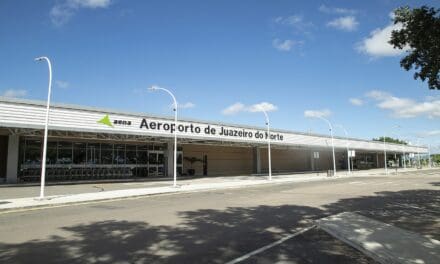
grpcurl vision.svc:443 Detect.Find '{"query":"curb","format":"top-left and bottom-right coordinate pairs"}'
top-left (1, 169), bottom-right (438, 214)
top-left (0, 176), bottom-right (325, 213)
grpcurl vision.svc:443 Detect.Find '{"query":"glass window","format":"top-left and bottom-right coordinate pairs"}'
top-left (101, 144), bottom-right (113, 165)
top-left (137, 148), bottom-right (148, 166)
top-left (57, 141), bottom-right (73, 164)
top-left (24, 139), bottom-right (41, 165)
top-left (18, 138), bottom-right (26, 166)
top-left (73, 142), bottom-right (87, 164)
top-left (137, 145), bottom-right (149, 152)
top-left (46, 141), bottom-right (57, 165)
top-left (158, 153), bottom-right (164, 165)
top-left (177, 152), bottom-right (183, 165)
top-left (148, 166), bottom-right (157, 174)
top-left (114, 144), bottom-right (126, 164)
top-left (154, 145), bottom-right (164, 151)
top-left (126, 145), bottom-right (137, 164)
top-left (149, 152), bottom-right (158, 164)
top-left (87, 143), bottom-right (101, 164)
top-left (18, 140), bottom-right (172, 169)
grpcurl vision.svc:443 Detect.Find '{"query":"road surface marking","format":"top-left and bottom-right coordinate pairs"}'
top-left (225, 225), bottom-right (316, 264)
top-left (348, 181), bottom-right (364, 185)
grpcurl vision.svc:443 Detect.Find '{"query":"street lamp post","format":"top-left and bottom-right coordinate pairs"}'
top-left (415, 138), bottom-right (422, 168)
top-left (428, 144), bottom-right (432, 168)
top-left (35, 56), bottom-right (52, 200)
top-left (399, 134), bottom-right (407, 169)
top-left (335, 124), bottom-right (350, 175)
top-left (149, 86), bottom-right (178, 187)
top-left (428, 142), bottom-right (440, 168)
top-left (261, 109), bottom-right (272, 181)
top-left (383, 134), bottom-right (388, 174)
top-left (391, 129), bottom-right (406, 169)
top-left (314, 116), bottom-right (336, 177)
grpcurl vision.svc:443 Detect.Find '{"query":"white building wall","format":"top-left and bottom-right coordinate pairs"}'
top-left (0, 97), bottom-right (428, 154)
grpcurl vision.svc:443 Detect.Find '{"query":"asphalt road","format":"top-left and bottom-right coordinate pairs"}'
top-left (0, 171), bottom-right (439, 263)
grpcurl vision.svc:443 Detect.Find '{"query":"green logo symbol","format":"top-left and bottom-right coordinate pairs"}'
top-left (98, 114), bottom-right (113, 127)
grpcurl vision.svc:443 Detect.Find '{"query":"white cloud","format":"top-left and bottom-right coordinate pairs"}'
top-left (274, 15), bottom-right (313, 33)
top-left (365, 90), bottom-right (390, 100)
top-left (366, 90), bottom-right (440, 118)
top-left (356, 22), bottom-right (408, 57)
top-left (275, 15), bottom-right (302, 25)
top-left (319, 5), bottom-right (357, 15)
top-left (222, 103), bottom-right (246, 115)
top-left (272, 39), bottom-right (302, 51)
top-left (349, 98), bottom-right (364, 106)
top-left (304, 109), bottom-right (332, 118)
top-left (55, 80), bottom-right (69, 89)
top-left (50, 0), bottom-right (111, 26)
top-left (222, 102), bottom-right (278, 115)
top-left (248, 102), bottom-right (278, 112)
top-left (70, 0), bottom-right (111, 8)
top-left (1, 89), bottom-right (27, 98)
top-left (419, 130), bottom-right (440, 137)
top-left (177, 102), bottom-right (195, 109)
top-left (50, 5), bottom-right (74, 26)
top-left (327, 16), bottom-right (359, 31)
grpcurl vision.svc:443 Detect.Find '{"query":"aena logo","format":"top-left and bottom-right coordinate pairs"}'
top-left (97, 115), bottom-right (114, 127)
top-left (97, 115), bottom-right (132, 127)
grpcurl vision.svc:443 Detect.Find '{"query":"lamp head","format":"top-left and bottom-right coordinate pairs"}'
top-left (34, 57), bottom-right (44, 61)
top-left (148, 86), bottom-right (158, 91)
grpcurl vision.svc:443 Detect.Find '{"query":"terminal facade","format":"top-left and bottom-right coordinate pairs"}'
top-left (0, 97), bottom-right (427, 183)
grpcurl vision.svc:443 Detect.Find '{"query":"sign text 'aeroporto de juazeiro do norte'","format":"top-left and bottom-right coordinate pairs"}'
top-left (139, 118), bottom-right (284, 141)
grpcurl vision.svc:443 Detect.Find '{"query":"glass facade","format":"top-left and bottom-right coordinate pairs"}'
top-left (352, 153), bottom-right (376, 169)
top-left (0, 136), bottom-right (7, 180)
top-left (17, 137), bottom-right (182, 182)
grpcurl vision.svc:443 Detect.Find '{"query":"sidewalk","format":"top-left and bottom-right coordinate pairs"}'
top-left (317, 212), bottom-right (440, 264)
top-left (0, 167), bottom-right (436, 212)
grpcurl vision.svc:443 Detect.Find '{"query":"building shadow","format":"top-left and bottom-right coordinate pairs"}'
top-left (430, 182), bottom-right (440, 187)
top-left (323, 189), bottom-right (440, 241)
top-left (0, 189), bottom-right (438, 263)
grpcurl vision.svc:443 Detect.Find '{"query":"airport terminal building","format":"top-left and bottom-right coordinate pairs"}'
top-left (0, 97), bottom-right (427, 183)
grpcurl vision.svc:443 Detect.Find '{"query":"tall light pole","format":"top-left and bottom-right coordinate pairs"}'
top-left (149, 86), bottom-right (178, 187)
top-left (414, 138), bottom-right (422, 168)
top-left (312, 116), bottom-right (336, 177)
top-left (383, 134), bottom-right (388, 174)
top-left (261, 109), bottom-right (272, 181)
top-left (391, 128), bottom-right (406, 169)
top-left (335, 124), bottom-right (350, 174)
top-left (400, 136), bottom-right (408, 169)
top-left (428, 141), bottom-right (440, 168)
top-left (428, 144), bottom-right (432, 168)
top-left (35, 56), bottom-right (52, 200)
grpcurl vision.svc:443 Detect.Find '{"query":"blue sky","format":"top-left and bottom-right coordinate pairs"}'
top-left (0, 0), bottom-right (439, 149)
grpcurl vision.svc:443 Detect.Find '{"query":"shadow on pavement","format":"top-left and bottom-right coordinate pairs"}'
top-left (0, 189), bottom-right (438, 263)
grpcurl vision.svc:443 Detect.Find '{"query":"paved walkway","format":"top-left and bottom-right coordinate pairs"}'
top-left (317, 212), bottom-right (440, 264)
top-left (0, 167), bottom-right (436, 212)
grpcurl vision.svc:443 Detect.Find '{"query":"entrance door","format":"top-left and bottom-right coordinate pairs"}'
top-left (148, 151), bottom-right (164, 177)
top-left (177, 151), bottom-right (183, 176)
top-left (0, 136), bottom-right (7, 180)
top-left (87, 145), bottom-right (98, 164)
top-left (203, 155), bottom-right (208, 176)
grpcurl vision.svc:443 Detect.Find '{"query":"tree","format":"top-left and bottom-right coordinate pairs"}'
top-left (389, 6), bottom-right (440, 90)
top-left (432, 154), bottom-right (440, 164)
top-left (372, 136), bottom-right (408, 145)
